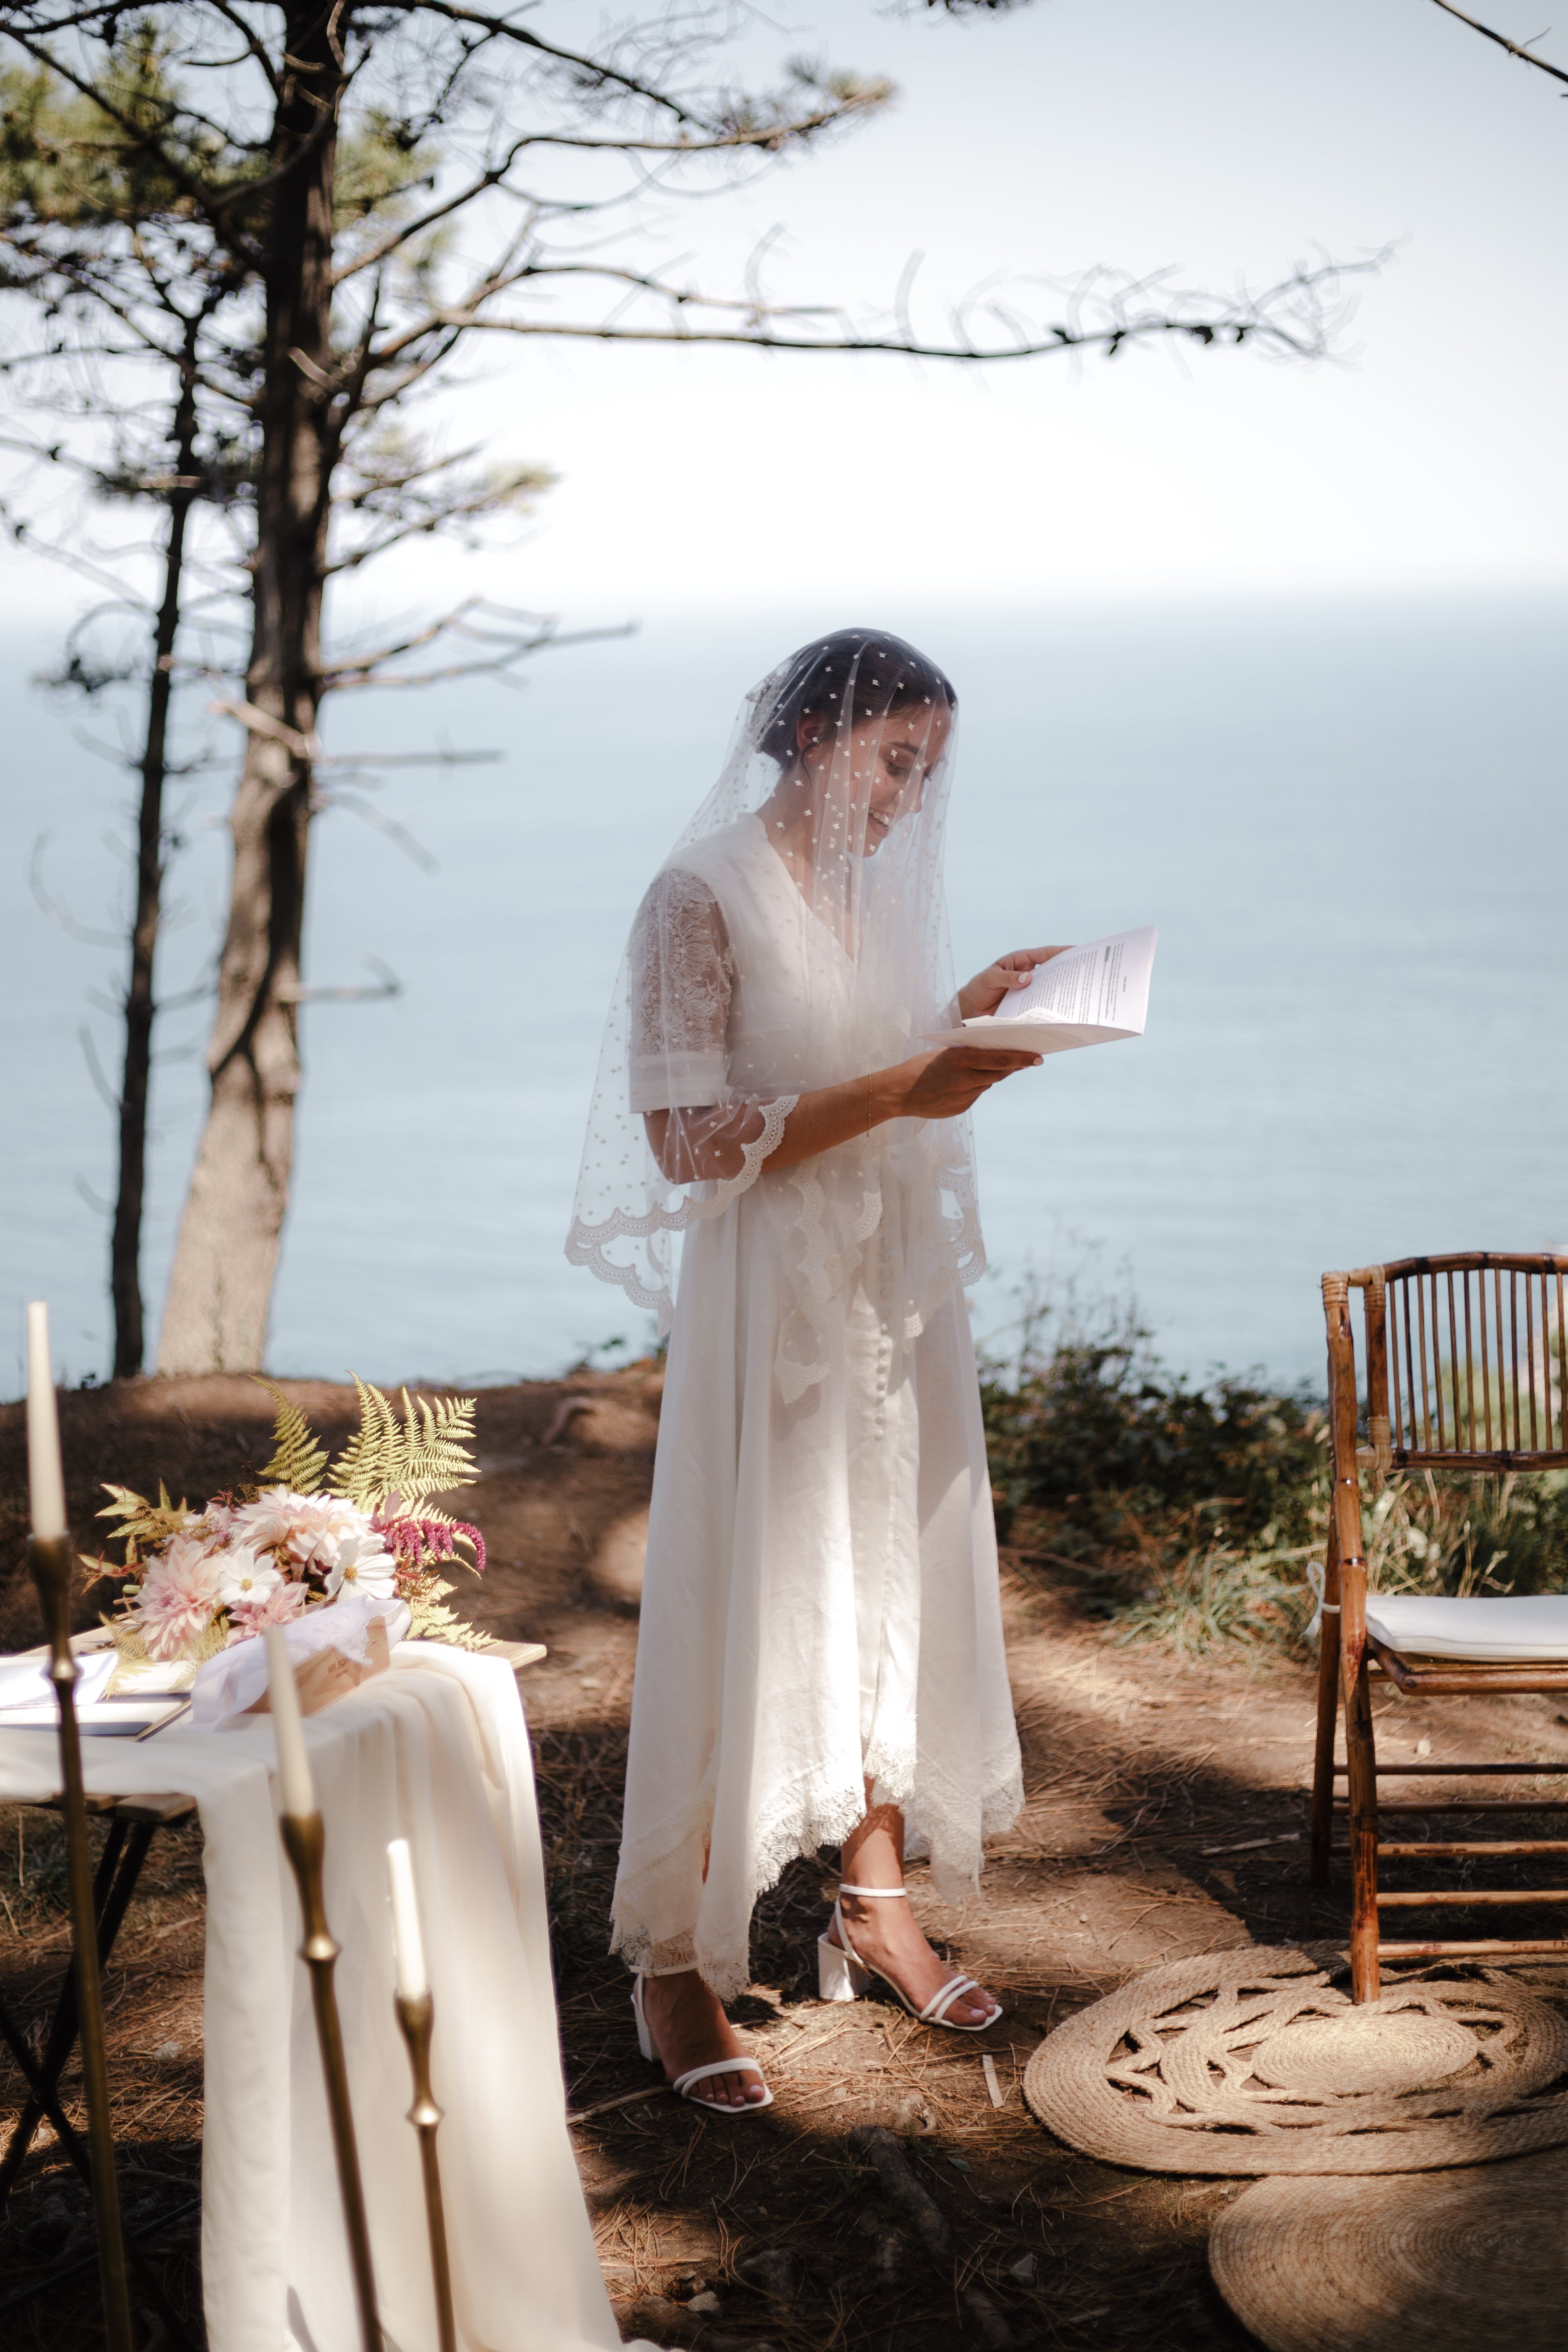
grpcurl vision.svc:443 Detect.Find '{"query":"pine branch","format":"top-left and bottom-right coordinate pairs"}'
top-left (1427, 0), bottom-right (1568, 85)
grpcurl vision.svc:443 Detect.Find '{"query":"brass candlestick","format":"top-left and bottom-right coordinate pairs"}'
top-left (393, 1989), bottom-right (457, 2352)
top-left (28, 1532), bottom-right (134, 2352)
top-left (279, 1811), bottom-right (382, 2352)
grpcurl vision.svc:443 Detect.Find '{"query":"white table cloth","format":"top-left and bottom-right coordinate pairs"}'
top-left (0, 1646), bottom-right (648, 2352)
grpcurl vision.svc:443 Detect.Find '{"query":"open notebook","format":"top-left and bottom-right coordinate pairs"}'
top-left (924, 926), bottom-right (1157, 1055)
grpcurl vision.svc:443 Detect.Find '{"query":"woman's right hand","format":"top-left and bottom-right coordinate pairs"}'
top-left (705, 1044), bottom-right (1046, 1179)
top-left (882, 1044), bottom-right (1043, 1123)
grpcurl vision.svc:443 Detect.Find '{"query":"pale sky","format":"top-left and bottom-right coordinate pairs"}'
top-left (385, 0), bottom-right (1568, 622)
top-left (0, 0), bottom-right (1563, 630)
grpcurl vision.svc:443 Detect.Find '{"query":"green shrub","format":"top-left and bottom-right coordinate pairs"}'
top-left (979, 1314), bottom-right (1568, 1653)
top-left (982, 1338), bottom-right (1327, 1549)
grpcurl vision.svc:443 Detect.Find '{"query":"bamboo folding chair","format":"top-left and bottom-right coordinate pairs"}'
top-left (1310, 1254), bottom-right (1568, 2001)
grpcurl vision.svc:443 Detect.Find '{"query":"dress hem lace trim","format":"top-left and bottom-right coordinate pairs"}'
top-left (609, 1754), bottom-right (1024, 2001)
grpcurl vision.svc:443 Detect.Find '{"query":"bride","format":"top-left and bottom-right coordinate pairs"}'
top-left (568, 629), bottom-right (1060, 2111)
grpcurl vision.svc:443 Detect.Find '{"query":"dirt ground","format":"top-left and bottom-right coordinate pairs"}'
top-left (4, 1370), bottom-right (1568, 2350)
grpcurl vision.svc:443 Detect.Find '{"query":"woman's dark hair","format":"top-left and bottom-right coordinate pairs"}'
top-left (757, 628), bottom-right (956, 767)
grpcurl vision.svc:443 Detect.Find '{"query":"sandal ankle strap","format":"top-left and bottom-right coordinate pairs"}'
top-left (836, 1882), bottom-right (909, 1897)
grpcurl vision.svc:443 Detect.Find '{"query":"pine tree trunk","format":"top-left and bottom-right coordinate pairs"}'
top-left (111, 337), bottom-right (200, 1379)
top-left (156, 9), bottom-right (341, 1376)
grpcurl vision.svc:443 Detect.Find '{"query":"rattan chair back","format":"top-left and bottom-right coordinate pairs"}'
top-left (1369, 1255), bottom-right (1568, 1470)
top-left (1312, 1252), bottom-right (1568, 2002)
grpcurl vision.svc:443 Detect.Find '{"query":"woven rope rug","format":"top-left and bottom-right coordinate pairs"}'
top-left (1022, 1945), bottom-right (1568, 2175)
top-left (1208, 2147), bottom-right (1568, 2352)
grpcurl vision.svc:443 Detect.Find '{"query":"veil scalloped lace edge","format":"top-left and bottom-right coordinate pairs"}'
top-left (564, 1094), bottom-right (800, 1328)
top-left (566, 1102), bottom-right (988, 1394)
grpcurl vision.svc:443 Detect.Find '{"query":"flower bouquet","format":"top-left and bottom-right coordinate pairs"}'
top-left (85, 1379), bottom-right (492, 1685)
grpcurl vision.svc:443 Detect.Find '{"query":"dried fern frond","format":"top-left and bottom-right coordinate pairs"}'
top-left (102, 1620), bottom-right (204, 1694)
top-left (253, 1379), bottom-right (330, 1494)
top-left (329, 1376), bottom-right (400, 1512)
top-left (94, 1482), bottom-right (191, 1567)
top-left (330, 1378), bottom-right (479, 1513)
top-left (404, 1588), bottom-right (495, 1650)
top-left (104, 1621), bottom-right (151, 1691)
top-left (102, 1611), bottom-right (225, 1688)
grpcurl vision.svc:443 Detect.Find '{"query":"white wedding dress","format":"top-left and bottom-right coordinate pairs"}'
top-left (603, 808), bottom-right (1023, 1997)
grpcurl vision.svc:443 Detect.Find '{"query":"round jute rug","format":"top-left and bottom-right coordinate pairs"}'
top-left (1208, 2147), bottom-right (1568, 2352)
top-left (1022, 1945), bottom-right (1568, 2174)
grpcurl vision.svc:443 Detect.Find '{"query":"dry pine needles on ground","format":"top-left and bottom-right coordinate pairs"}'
top-left (5, 1368), bottom-right (1568, 2350)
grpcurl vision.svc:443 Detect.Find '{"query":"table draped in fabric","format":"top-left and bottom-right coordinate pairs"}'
top-left (0, 1646), bottom-right (646, 2352)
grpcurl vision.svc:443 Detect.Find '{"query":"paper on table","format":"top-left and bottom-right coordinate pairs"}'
top-left (0, 1695), bottom-right (191, 1737)
top-left (0, 1648), bottom-right (117, 1713)
top-left (924, 925), bottom-right (1157, 1054)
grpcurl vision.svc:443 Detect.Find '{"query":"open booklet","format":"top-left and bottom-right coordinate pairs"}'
top-left (924, 926), bottom-right (1158, 1055)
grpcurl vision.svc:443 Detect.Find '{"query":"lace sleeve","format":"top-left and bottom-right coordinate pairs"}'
top-left (628, 866), bottom-right (734, 1113)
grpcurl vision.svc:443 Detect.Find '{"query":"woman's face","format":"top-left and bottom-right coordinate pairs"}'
top-left (797, 699), bottom-right (952, 855)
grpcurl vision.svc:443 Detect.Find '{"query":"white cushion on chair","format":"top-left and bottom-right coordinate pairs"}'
top-left (1364, 1592), bottom-right (1568, 1661)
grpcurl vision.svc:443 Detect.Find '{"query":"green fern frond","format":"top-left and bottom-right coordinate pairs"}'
top-left (328, 1378), bottom-right (478, 1513)
top-left (253, 1379), bottom-right (329, 1494)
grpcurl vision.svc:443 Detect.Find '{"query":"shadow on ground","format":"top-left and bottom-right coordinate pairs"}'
top-left (5, 1370), bottom-right (1568, 2349)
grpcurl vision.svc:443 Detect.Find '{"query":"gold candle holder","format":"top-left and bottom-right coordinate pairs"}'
top-left (393, 1989), bottom-right (457, 2352)
top-left (28, 1531), bottom-right (134, 2352)
top-left (278, 1811), bottom-right (382, 2352)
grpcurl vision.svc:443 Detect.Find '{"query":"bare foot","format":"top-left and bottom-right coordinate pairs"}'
top-left (637, 1971), bottom-right (769, 2110)
top-left (831, 1891), bottom-right (1000, 2028)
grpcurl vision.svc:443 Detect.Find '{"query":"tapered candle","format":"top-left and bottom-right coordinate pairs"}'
top-left (25, 1302), bottom-right (67, 1541)
top-left (386, 1839), bottom-right (429, 2001)
top-left (264, 1627), bottom-right (316, 1819)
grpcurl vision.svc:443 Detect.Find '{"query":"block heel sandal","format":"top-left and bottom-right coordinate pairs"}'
top-left (631, 1975), bottom-right (773, 2114)
top-left (816, 1882), bottom-right (1000, 2032)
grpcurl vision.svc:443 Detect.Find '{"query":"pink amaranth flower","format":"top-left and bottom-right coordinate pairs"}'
top-left (226, 1579), bottom-right (310, 1643)
top-left (378, 1516), bottom-right (487, 1577)
top-left (130, 1530), bottom-right (225, 1661)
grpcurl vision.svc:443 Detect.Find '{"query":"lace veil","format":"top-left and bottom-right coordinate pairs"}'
top-left (566, 629), bottom-right (984, 1396)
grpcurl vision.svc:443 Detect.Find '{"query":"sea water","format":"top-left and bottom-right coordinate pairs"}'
top-left (2, 592), bottom-right (1564, 1395)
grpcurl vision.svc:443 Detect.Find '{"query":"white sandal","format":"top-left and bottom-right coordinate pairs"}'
top-left (817, 1883), bottom-right (1001, 2031)
top-left (631, 1975), bottom-right (774, 2115)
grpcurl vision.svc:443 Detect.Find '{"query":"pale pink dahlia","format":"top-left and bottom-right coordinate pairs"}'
top-left (231, 1488), bottom-right (372, 1580)
top-left (227, 1579), bottom-right (310, 1643)
top-left (130, 1531), bottom-right (225, 1661)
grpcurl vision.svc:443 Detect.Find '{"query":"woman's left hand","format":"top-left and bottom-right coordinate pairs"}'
top-left (957, 946), bottom-right (1071, 1022)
